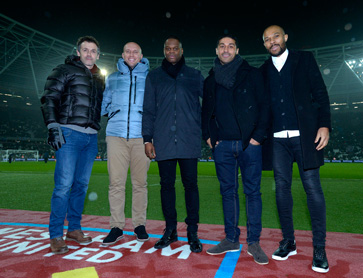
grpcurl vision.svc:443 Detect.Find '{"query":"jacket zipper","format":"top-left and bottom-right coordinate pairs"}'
top-left (127, 72), bottom-right (133, 140)
top-left (134, 76), bottom-right (137, 104)
top-left (87, 68), bottom-right (94, 128)
top-left (174, 81), bottom-right (177, 143)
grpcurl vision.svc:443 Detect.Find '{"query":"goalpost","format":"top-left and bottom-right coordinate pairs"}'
top-left (0, 149), bottom-right (39, 162)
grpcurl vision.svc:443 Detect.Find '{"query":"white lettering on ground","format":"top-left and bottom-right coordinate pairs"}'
top-left (0, 227), bottom-right (193, 262)
top-left (144, 245), bottom-right (191, 259)
top-left (91, 234), bottom-right (106, 243)
top-left (0, 241), bottom-right (44, 253)
top-left (111, 240), bottom-right (143, 252)
top-left (86, 250), bottom-right (123, 263)
top-left (0, 228), bottom-right (26, 235)
top-left (3, 229), bottom-right (44, 239)
top-left (63, 248), bottom-right (99, 260)
top-left (43, 245), bottom-right (80, 257)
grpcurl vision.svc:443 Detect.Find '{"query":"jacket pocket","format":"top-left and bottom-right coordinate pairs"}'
top-left (108, 109), bottom-right (120, 120)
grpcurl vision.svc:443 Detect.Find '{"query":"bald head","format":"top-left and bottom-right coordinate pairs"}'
top-left (262, 25), bottom-right (286, 41)
top-left (262, 25), bottom-right (288, 57)
top-left (123, 42), bottom-right (142, 53)
top-left (122, 42), bottom-right (143, 69)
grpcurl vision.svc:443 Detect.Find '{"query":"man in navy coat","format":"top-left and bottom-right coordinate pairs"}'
top-left (260, 25), bottom-right (331, 273)
top-left (142, 36), bottom-right (204, 253)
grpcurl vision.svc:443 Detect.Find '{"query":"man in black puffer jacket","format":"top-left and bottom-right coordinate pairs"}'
top-left (40, 36), bottom-right (105, 255)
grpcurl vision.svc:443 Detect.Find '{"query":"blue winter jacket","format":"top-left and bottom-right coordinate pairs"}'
top-left (101, 58), bottom-right (149, 139)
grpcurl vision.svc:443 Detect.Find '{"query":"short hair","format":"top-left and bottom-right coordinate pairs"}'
top-left (216, 34), bottom-right (239, 49)
top-left (164, 35), bottom-right (182, 48)
top-left (262, 25), bottom-right (286, 40)
top-left (77, 36), bottom-right (100, 54)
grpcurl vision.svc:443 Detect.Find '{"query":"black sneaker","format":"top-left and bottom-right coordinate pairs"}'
top-left (154, 228), bottom-right (178, 249)
top-left (272, 239), bottom-right (297, 261)
top-left (134, 225), bottom-right (149, 242)
top-left (187, 232), bottom-right (203, 253)
top-left (102, 227), bottom-right (124, 246)
top-left (312, 246), bottom-right (329, 273)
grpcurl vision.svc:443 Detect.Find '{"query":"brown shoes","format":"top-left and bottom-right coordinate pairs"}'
top-left (50, 237), bottom-right (69, 254)
top-left (65, 229), bottom-right (92, 244)
top-left (50, 230), bottom-right (91, 254)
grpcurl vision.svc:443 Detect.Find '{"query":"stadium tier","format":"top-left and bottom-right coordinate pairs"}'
top-left (0, 13), bottom-right (362, 161)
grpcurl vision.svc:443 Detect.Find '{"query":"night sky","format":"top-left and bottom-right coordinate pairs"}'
top-left (2, 1), bottom-right (363, 57)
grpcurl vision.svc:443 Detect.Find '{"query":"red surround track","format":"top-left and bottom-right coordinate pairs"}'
top-left (0, 209), bottom-right (362, 278)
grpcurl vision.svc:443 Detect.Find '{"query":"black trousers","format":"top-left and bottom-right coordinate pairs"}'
top-left (157, 158), bottom-right (200, 233)
top-left (273, 137), bottom-right (326, 246)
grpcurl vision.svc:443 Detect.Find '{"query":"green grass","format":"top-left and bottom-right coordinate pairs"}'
top-left (0, 161), bottom-right (362, 234)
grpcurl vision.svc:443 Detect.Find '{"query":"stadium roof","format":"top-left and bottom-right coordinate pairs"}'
top-left (1, 13), bottom-right (363, 106)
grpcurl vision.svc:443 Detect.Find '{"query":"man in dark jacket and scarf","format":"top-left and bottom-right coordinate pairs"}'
top-left (260, 25), bottom-right (331, 273)
top-left (142, 36), bottom-right (204, 253)
top-left (40, 36), bottom-right (105, 255)
top-left (202, 35), bottom-right (270, 265)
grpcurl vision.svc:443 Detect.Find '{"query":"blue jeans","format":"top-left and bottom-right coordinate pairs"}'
top-left (273, 137), bottom-right (326, 246)
top-left (157, 159), bottom-right (199, 233)
top-left (49, 127), bottom-right (98, 239)
top-left (213, 140), bottom-right (263, 243)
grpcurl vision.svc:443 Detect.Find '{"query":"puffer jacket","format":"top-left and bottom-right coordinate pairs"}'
top-left (41, 55), bottom-right (105, 130)
top-left (142, 64), bottom-right (204, 161)
top-left (101, 57), bottom-right (149, 139)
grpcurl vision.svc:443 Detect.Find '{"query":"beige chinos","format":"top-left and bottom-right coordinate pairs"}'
top-left (106, 136), bottom-right (150, 229)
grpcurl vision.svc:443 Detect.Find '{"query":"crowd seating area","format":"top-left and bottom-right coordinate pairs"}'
top-left (0, 103), bottom-right (107, 160)
top-left (325, 109), bottom-right (363, 161)
top-left (0, 100), bottom-right (362, 162)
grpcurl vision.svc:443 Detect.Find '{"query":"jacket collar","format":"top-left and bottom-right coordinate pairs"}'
top-left (265, 49), bottom-right (300, 73)
top-left (232, 59), bottom-right (252, 89)
top-left (208, 59), bottom-right (252, 92)
top-left (209, 58), bottom-right (251, 76)
top-left (65, 55), bottom-right (102, 76)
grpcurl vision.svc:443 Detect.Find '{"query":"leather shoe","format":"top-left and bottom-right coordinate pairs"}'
top-left (154, 228), bottom-right (178, 249)
top-left (65, 229), bottom-right (92, 244)
top-left (187, 232), bottom-right (203, 253)
top-left (50, 237), bottom-right (69, 254)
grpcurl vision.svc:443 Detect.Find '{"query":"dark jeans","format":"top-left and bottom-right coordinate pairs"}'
top-left (273, 137), bottom-right (326, 246)
top-left (157, 158), bottom-right (199, 233)
top-left (213, 140), bottom-right (263, 244)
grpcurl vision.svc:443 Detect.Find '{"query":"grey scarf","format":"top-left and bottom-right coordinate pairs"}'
top-left (213, 55), bottom-right (243, 89)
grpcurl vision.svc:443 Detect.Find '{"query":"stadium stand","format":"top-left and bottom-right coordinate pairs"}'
top-left (1, 13), bottom-right (363, 162)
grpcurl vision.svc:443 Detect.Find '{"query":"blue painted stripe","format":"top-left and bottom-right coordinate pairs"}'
top-left (0, 222), bottom-right (221, 245)
top-left (0, 222), bottom-right (238, 277)
top-left (214, 248), bottom-right (242, 278)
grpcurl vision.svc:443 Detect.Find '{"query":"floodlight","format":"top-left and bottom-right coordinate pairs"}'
top-left (345, 57), bottom-right (363, 85)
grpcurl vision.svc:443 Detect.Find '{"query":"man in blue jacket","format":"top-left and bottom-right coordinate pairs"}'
top-left (202, 35), bottom-right (269, 265)
top-left (142, 36), bottom-right (204, 253)
top-left (260, 25), bottom-right (331, 273)
top-left (101, 42), bottom-right (151, 245)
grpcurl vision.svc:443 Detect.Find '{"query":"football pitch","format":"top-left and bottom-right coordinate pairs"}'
top-left (0, 161), bottom-right (362, 234)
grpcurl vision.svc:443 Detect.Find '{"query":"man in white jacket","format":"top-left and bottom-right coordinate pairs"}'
top-left (101, 42), bottom-right (150, 245)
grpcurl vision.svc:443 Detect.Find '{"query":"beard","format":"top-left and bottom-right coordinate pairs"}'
top-left (268, 43), bottom-right (287, 57)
